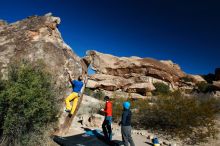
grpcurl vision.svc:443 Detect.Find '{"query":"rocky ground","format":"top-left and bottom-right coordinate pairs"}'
top-left (52, 119), bottom-right (220, 146)
top-left (52, 95), bottom-right (220, 146)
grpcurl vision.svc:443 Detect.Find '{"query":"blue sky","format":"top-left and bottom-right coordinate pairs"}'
top-left (0, 0), bottom-right (219, 74)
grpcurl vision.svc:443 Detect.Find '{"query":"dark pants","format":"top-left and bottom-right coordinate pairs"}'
top-left (121, 126), bottom-right (135, 146)
top-left (102, 116), bottom-right (112, 141)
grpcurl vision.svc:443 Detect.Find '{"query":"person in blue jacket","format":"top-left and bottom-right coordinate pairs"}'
top-left (65, 72), bottom-right (83, 116)
top-left (119, 101), bottom-right (135, 146)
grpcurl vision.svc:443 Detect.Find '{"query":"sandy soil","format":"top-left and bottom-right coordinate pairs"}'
top-left (52, 120), bottom-right (220, 146)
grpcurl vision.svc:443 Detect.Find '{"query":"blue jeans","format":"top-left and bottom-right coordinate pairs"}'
top-left (102, 116), bottom-right (112, 141)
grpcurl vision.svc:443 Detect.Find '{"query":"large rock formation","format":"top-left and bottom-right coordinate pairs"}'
top-left (0, 14), bottom-right (88, 134)
top-left (84, 50), bottom-right (188, 96)
top-left (86, 50), bottom-right (185, 83)
top-left (0, 13), bottom-right (87, 87)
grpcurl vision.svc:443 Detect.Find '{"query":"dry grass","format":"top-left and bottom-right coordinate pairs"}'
top-left (112, 91), bottom-right (220, 144)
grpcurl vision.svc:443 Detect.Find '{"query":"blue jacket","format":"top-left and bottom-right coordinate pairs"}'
top-left (72, 80), bottom-right (83, 93)
top-left (121, 109), bottom-right (132, 126)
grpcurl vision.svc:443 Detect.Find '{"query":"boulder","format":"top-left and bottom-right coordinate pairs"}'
top-left (77, 95), bottom-right (103, 115)
top-left (102, 90), bottom-right (149, 99)
top-left (77, 114), bottom-right (104, 127)
top-left (0, 14), bottom-right (86, 83)
top-left (98, 80), bottom-right (118, 91)
top-left (125, 82), bottom-right (155, 93)
top-left (0, 14), bottom-right (88, 130)
top-left (86, 50), bottom-right (186, 85)
top-left (86, 79), bottom-right (99, 88)
top-left (89, 74), bottom-right (134, 90)
top-left (160, 60), bottom-right (181, 70)
top-left (190, 75), bottom-right (206, 83)
top-left (213, 81), bottom-right (220, 90)
top-left (89, 114), bottom-right (105, 127)
top-left (85, 51), bottom-right (188, 94)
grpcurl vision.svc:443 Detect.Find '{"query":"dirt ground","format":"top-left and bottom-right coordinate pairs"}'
top-left (52, 122), bottom-right (220, 146)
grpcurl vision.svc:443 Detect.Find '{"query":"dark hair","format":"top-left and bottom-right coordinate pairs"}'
top-left (104, 96), bottom-right (110, 101)
top-left (78, 76), bottom-right (83, 81)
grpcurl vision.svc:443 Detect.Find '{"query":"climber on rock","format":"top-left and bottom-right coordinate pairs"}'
top-left (101, 96), bottom-right (113, 142)
top-left (65, 71), bottom-right (83, 117)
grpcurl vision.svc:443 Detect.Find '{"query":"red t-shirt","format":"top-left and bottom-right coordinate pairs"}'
top-left (104, 101), bottom-right (112, 116)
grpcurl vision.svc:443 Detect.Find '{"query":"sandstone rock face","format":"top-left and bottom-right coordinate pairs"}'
top-left (85, 50), bottom-right (186, 95)
top-left (189, 75), bottom-right (206, 83)
top-left (0, 14), bottom-right (88, 131)
top-left (86, 50), bottom-right (185, 84)
top-left (78, 95), bottom-right (103, 115)
top-left (76, 95), bottom-right (104, 127)
top-left (125, 83), bottom-right (156, 93)
top-left (102, 90), bottom-right (148, 99)
top-left (0, 14), bottom-right (87, 88)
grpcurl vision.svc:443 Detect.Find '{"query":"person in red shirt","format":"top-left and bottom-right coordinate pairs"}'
top-left (101, 96), bottom-right (112, 141)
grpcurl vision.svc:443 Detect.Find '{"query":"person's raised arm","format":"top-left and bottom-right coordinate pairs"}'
top-left (67, 71), bottom-right (74, 88)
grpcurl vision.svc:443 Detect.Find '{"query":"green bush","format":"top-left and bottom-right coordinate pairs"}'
top-left (196, 81), bottom-right (214, 93)
top-left (0, 60), bottom-right (58, 145)
top-left (112, 91), bottom-right (219, 144)
top-left (84, 87), bottom-right (93, 96)
top-left (112, 98), bottom-right (127, 122)
top-left (93, 90), bottom-right (105, 100)
top-left (84, 88), bottom-right (105, 101)
top-left (153, 82), bottom-right (170, 95)
top-left (0, 80), bottom-right (6, 137)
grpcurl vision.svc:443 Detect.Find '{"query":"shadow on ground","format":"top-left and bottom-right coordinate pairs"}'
top-left (145, 141), bottom-right (153, 146)
top-left (53, 128), bottom-right (121, 146)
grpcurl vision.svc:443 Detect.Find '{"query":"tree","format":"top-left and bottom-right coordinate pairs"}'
top-left (0, 60), bottom-right (58, 145)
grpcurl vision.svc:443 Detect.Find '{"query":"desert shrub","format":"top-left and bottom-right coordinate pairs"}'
top-left (112, 91), bottom-right (219, 144)
top-left (0, 80), bottom-right (6, 138)
top-left (111, 98), bottom-right (127, 122)
top-left (0, 60), bottom-right (58, 146)
top-left (93, 90), bottom-right (105, 100)
top-left (84, 87), bottom-right (93, 96)
top-left (84, 88), bottom-right (105, 100)
top-left (153, 82), bottom-right (170, 95)
top-left (141, 91), bottom-right (218, 144)
top-left (196, 81), bottom-right (214, 93)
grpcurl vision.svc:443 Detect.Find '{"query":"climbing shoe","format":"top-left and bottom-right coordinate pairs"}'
top-left (65, 109), bottom-right (71, 113)
top-left (68, 113), bottom-right (72, 118)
